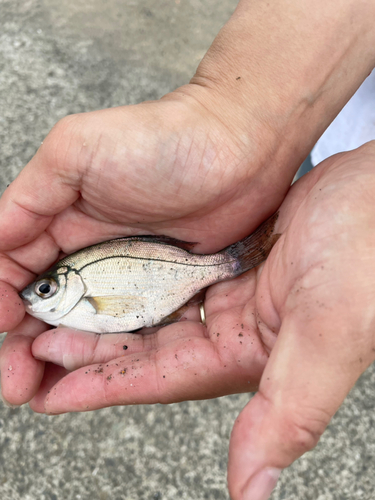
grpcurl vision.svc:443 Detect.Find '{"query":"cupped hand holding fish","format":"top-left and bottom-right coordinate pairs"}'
top-left (1, 94), bottom-right (375, 500)
top-left (12, 142), bottom-right (375, 500)
top-left (1, 0), bottom-right (375, 495)
top-left (2, 0), bottom-right (374, 348)
top-left (0, 92), bottom-right (290, 404)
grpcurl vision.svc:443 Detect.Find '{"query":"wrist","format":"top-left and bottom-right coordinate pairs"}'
top-left (176, 0), bottom-right (375, 177)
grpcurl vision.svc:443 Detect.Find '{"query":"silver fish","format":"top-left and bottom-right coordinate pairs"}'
top-left (20, 212), bottom-right (279, 333)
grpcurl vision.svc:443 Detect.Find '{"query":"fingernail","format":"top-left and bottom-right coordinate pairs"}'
top-left (62, 353), bottom-right (77, 371)
top-left (243, 467), bottom-right (281, 500)
top-left (0, 392), bottom-right (19, 409)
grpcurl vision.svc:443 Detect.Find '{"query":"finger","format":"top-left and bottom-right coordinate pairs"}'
top-left (32, 329), bottom-right (159, 370)
top-left (0, 252), bottom-right (36, 332)
top-left (29, 363), bottom-right (69, 413)
top-left (0, 280), bottom-right (25, 333)
top-left (227, 309), bottom-right (372, 500)
top-left (0, 118), bottom-right (80, 252)
top-left (42, 320), bottom-right (263, 414)
top-left (0, 315), bottom-right (47, 405)
top-left (0, 252), bottom-right (35, 291)
top-left (0, 236), bottom-right (62, 333)
top-left (6, 231), bottom-right (61, 274)
top-left (32, 305), bottom-right (202, 370)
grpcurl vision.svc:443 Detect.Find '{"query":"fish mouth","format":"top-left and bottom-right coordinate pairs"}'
top-left (19, 291), bottom-right (31, 306)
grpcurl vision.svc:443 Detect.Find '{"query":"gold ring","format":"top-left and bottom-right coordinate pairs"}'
top-left (199, 302), bottom-right (206, 326)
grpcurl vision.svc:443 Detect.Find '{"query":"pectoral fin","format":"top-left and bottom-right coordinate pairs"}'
top-left (87, 296), bottom-right (145, 317)
top-left (153, 304), bottom-right (190, 326)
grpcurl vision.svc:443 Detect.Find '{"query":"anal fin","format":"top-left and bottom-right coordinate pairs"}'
top-left (153, 289), bottom-right (207, 327)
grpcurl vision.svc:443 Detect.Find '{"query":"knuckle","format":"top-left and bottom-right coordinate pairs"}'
top-left (41, 114), bottom-right (84, 174)
top-left (88, 333), bottom-right (102, 366)
top-left (153, 351), bottom-right (171, 405)
top-left (279, 408), bottom-right (330, 456)
top-left (47, 114), bottom-right (79, 150)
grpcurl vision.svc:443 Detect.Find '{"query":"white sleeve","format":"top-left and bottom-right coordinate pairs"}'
top-left (311, 70), bottom-right (375, 166)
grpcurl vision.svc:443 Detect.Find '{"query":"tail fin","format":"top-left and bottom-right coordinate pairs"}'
top-left (225, 211), bottom-right (280, 274)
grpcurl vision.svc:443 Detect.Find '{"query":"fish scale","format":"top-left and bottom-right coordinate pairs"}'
top-left (20, 212), bottom-right (280, 333)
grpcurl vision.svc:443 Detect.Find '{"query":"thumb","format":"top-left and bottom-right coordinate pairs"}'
top-left (227, 311), bottom-right (372, 500)
top-left (0, 116), bottom-right (82, 251)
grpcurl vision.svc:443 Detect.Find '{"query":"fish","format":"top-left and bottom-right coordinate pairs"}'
top-left (20, 212), bottom-right (280, 333)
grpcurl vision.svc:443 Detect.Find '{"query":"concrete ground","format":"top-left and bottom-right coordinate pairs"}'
top-left (1, 1), bottom-right (375, 499)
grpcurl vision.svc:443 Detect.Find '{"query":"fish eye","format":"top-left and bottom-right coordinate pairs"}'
top-left (35, 279), bottom-right (58, 298)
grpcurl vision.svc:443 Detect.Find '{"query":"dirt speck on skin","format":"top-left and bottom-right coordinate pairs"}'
top-left (107, 374), bottom-right (112, 381)
top-left (238, 333), bottom-right (243, 337)
top-left (94, 366), bottom-right (104, 374)
top-left (123, 345), bottom-right (128, 350)
top-left (120, 369), bottom-right (127, 376)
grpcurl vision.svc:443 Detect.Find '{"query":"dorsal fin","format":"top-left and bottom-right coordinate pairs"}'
top-left (129, 235), bottom-right (197, 252)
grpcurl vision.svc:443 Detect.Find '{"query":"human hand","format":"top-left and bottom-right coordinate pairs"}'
top-left (16, 142), bottom-right (375, 500)
top-left (0, 90), bottom-right (290, 408)
top-left (2, 0), bottom-right (375, 410)
top-left (2, 0), bottom-right (375, 408)
top-left (226, 142), bottom-right (375, 500)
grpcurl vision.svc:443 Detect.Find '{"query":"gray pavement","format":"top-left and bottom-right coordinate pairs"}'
top-left (1, 1), bottom-right (375, 499)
